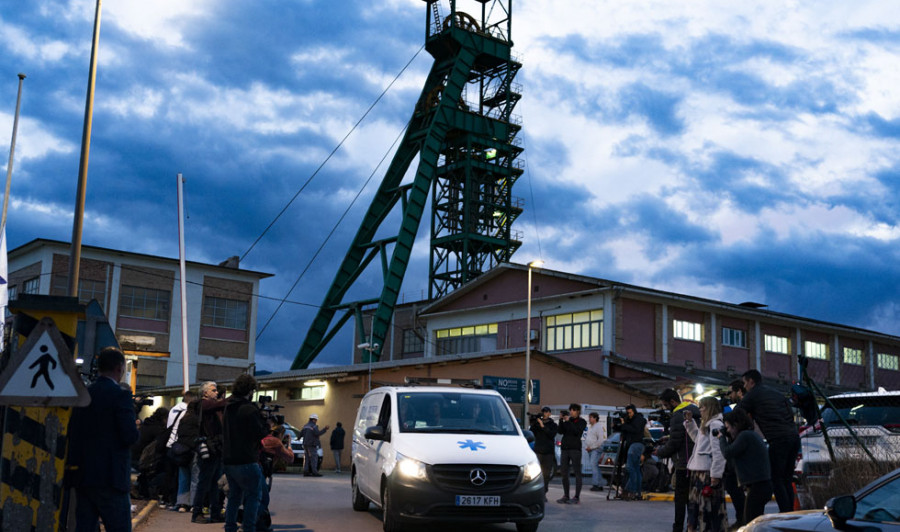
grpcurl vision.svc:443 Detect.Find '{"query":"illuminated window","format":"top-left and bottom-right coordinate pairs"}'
top-left (842, 347), bottom-right (863, 366)
top-left (202, 296), bottom-right (248, 330)
top-left (765, 335), bottom-right (789, 354)
top-left (673, 320), bottom-right (702, 342)
top-left (722, 327), bottom-right (746, 348)
top-left (119, 285), bottom-right (170, 321)
top-left (804, 341), bottom-right (828, 360)
top-left (877, 353), bottom-right (899, 371)
top-left (300, 384), bottom-right (325, 400)
top-left (435, 323), bottom-right (497, 355)
top-left (252, 390), bottom-right (278, 402)
top-left (546, 310), bottom-right (603, 352)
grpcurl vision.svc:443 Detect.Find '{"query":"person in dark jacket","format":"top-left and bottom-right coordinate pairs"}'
top-left (69, 347), bottom-right (140, 532)
top-left (556, 403), bottom-right (587, 504)
top-left (223, 374), bottom-right (269, 532)
top-left (529, 406), bottom-right (557, 497)
top-left (656, 389), bottom-right (701, 532)
top-left (193, 381), bottom-right (228, 523)
top-left (718, 408), bottom-right (773, 525)
top-left (739, 369), bottom-right (799, 512)
top-left (329, 422), bottom-right (346, 473)
top-left (301, 414), bottom-right (329, 477)
top-left (617, 404), bottom-right (647, 500)
top-left (721, 380), bottom-right (747, 527)
top-left (134, 406), bottom-right (169, 498)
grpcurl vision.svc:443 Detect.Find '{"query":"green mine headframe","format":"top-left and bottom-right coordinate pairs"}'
top-left (292, 0), bottom-right (522, 369)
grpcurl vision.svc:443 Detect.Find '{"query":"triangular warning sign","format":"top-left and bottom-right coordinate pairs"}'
top-left (0, 317), bottom-right (91, 406)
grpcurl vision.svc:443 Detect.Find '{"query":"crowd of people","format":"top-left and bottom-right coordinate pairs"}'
top-left (525, 368), bottom-right (800, 532)
top-left (67, 347), bottom-right (346, 532)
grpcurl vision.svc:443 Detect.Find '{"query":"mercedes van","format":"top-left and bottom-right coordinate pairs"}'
top-left (350, 387), bottom-right (544, 532)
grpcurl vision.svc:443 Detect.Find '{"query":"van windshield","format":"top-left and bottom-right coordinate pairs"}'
top-left (397, 392), bottom-right (519, 435)
top-left (822, 396), bottom-right (900, 427)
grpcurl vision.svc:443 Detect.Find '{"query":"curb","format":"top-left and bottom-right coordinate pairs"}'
top-left (637, 492), bottom-right (734, 502)
top-left (132, 501), bottom-right (156, 530)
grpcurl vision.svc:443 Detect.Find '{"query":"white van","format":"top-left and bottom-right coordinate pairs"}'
top-left (350, 386), bottom-right (544, 532)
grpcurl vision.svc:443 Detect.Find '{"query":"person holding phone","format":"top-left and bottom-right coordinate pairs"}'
top-left (683, 396), bottom-right (727, 532)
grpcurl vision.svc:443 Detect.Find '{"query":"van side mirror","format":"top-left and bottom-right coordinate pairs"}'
top-left (825, 494), bottom-right (856, 529)
top-left (364, 425), bottom-right (385, 441)
top-left (522, 429), bottom-right (535, 444)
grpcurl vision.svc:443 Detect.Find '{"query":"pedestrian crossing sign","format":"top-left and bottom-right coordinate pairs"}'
top-left (0, 317), bottom-right (90, 406)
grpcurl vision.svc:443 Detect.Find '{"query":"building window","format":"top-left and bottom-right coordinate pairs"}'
top-left (877, 353), bottom-right (899, 371)
top-left (765, 334), bottom-right (790, 354)
top-left (842, 347), bottom-right (863, 366)
top-left (673, 319), bottom-right (702, 342)
top-left (119, 285), bottom-right (170, 321)
top-left (435, 323), bottom-right (497, 356)
top-left (722, 327), bottom-right (746, 348)
top-left (402, 329), bottom-right (424, 354)
top-left (7, 285), bottom-right (17, 301)
top-left (292, 383), bottom-right (325, 400)
top-left (202, 297), bottom-right (248, 330)
top-left (52, 276), bottom-right (107, 306)
top-left (804, 340), bottom-right (828, 360)
top-left (252, 390), bottom-right (279, 403)
top-left (23, 277), bottom-right (40, 295)
top-left (546, 310), bottom-right (603, 352)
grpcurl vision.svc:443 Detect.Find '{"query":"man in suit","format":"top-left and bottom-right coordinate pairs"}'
top-left (69, 346), bottom-right (140, 532)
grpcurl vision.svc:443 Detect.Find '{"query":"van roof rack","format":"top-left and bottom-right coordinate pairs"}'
top-left (403, 377), bottom-right (482, 388)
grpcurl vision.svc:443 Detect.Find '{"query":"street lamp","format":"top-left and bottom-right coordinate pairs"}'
top-left (523, 259), bottom-right (544, 427)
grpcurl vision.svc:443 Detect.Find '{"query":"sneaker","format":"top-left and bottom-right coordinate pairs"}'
top-left (590, 486), bottom-right (603, 492)
top-left (572, 497), bottom-right (580, 504)
top-left (177, 504), bottom-right (190, 513)
top-left (166, 505), bottom-right (178, 511)
top-left (191, 514), bottom-right (208, 524)
top-left (556, 497), bottom-right (571, 504)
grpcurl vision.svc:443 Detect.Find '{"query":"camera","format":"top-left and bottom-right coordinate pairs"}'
top-left (528, 412), bottom-right (542, 425)
top-left (196, 436), bottom-right (211, 460)
top-left (258, 395), bottom-right (285, 424)
top-left (133, 395), bottom-right (154, 412)
top-left (711, 428), bottom-right (720, 437)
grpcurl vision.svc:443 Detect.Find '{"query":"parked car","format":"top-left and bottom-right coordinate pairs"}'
top-left (743, 466), bottom-right (900, 531)
top-left (597, 426), bottom-right (665, 483)
top-left (797, 389), bottom-right (900, 482)
top-left (284, 422), bottom-right (323, 469)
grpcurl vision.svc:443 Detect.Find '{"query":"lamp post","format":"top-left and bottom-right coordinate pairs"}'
top-left (523, 260), bottom-right (543, 426)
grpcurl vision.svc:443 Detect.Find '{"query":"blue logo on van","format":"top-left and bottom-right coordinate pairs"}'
top-left (458, 440), bottom-right (485, 451)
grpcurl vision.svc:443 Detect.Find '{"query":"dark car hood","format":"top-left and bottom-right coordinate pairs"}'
top-left (744, 509), bottom-right (826, 531)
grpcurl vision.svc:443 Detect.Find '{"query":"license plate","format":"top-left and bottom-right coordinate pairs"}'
top-left (455, 495), bottom-right (500, 506)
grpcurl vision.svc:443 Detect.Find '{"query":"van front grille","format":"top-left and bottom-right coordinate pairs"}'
top-left (430, 464), bottom-right (521, 493)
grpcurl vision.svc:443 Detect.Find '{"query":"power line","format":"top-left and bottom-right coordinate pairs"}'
top-left (239, 44), bottom-right (426, 263)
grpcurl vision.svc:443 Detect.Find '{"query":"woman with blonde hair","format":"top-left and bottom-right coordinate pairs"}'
top-left (683, 396), bottom-right (727, 532)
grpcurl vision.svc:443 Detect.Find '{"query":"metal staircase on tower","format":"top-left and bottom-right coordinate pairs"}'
top-left (292, 0), bottom-right (522, 369)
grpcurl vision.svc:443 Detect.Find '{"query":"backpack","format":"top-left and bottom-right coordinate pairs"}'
top-left (138, 440), bottom-right (161, 473)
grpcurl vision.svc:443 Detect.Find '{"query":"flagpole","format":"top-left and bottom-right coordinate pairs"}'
top-left (68, 0), bottom-right (103, 297)
top-left (2, 73), bottom-right (25, 233)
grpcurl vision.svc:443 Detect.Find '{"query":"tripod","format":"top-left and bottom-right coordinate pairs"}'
top-left (607, 441), bottom-right (628, 500)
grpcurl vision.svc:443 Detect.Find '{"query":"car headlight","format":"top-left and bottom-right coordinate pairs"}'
top-left (396, 454), bottom-right (427, 480)
top-left (523, 460), bottom-right (542, 483)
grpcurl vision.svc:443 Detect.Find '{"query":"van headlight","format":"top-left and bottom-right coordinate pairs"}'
top-left (396, 454), bottom-right (427, 480)
top-left (523, 460), bottom-right (542, 483)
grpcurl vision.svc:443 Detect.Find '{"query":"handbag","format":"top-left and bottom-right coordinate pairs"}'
top-left (167, 441), bottom-right (194, 466)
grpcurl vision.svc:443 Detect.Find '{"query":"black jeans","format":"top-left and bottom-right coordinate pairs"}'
top-left (193, 455), bottom-right (224, 517)
top-left (672, 468), bottom-right (689, 532)
top-left (723, 465), bottom-right (745, 526)
top-left (559, 449), bottom-right (583, 499)
top-left (536, 452), bottom-right (555, 493)
top-left (767, 435), bottom-right (800, 512)
top-left (744, 480), bottom-right (773, 524)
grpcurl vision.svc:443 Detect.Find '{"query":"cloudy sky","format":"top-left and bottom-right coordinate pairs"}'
top-left (1, 1), bottom-right (899, 371)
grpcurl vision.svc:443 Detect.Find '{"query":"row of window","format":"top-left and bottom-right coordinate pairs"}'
top-left (672, 319), bottom-right (899, 369)
top-left (15, 277), bottom-right (248, 331)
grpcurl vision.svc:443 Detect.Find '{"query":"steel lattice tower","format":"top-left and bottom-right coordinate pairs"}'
top-left (292, 0), bottom-right (522, 369)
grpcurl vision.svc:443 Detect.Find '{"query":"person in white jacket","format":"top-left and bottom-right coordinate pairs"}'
top-left (683, 396), bottom-right (728, 532)
top-left (584, 412), bottom-right (606, 491)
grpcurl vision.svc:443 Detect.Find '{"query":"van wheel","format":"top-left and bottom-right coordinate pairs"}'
top-left (516, 523), bottom-right (539, 532)
top-left (382, 483), bottom-right (400, 532)
top-left (351, 473), bottom-right (368, 511)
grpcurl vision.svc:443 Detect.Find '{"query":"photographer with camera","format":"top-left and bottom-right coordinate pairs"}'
top-left (556, 404), bottom-right (587, 504)
top-left (614, 404), bottom-right (647, 501)
top-left (223, 374), bottom-right (270, 532)
top-left (720, 380), bottom-right (746, 527)
top-left (192, 381), bottom-right (228, 524)
top-left (656, 388), bottom-right (700, 532)
top-left (684, 396), bottom-right (727, 532)
top-left (718, 408), bottom-right (772, 526)
top-left (529, 406), bottom-right (557, 498)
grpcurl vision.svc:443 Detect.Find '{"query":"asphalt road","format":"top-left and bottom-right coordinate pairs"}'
top-left (136, 471), bottom-right (751, 532)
